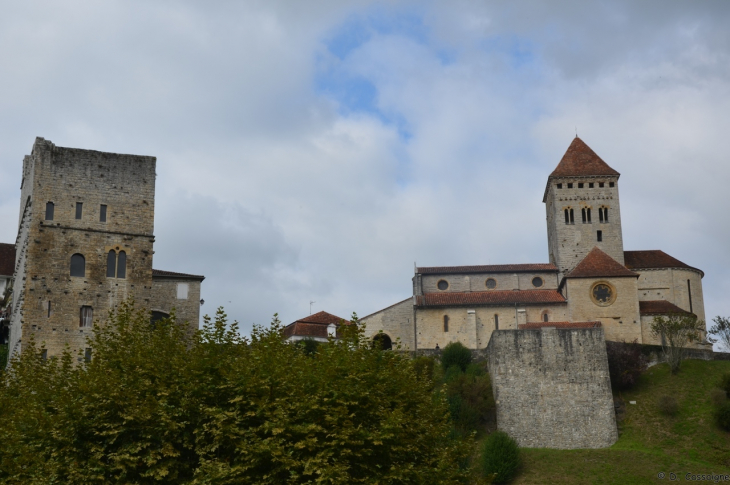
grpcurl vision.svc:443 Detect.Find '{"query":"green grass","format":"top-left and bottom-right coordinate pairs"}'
top-left (511, 359), bottom-right (730, 484)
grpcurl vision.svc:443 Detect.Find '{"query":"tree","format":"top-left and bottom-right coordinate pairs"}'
top-left (708, 316), bottom-right (730, 353)
top-left (0, 301), bottom-right (469, 484)
top-left (650, 312), bottom-right (705, 375)
top-left (605, 340), bottom-right (648, 390)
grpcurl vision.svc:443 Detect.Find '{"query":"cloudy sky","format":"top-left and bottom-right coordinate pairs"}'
top-left (1, 0), bottom-right (729, 340)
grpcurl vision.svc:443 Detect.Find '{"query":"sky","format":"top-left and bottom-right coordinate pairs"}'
top-left (1, 0), bottom-right (729, 344)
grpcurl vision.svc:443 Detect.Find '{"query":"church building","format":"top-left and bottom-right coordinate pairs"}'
top-left (361, 137), bottom-right (707, 350)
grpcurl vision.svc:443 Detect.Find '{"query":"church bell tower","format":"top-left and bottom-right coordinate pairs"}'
top-left (543, 137), bottom-right (625, 279)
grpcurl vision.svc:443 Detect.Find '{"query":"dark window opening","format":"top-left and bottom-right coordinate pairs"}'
top-left (495, 314), bottom-right (499, 330)
top-left (543, 312), bottom-right (549, 322)
top-left (567, 183), bottom-right (573, 188)
top-left (604, 207), bottom-right (608, 222)
top-left (100, 204), bottom-right (107, 222)
top-left (372, 333), bottom-right (392, 351)
top-left (47, 301), bottom-right (51, 318)
top-left (70, 254), bottom-right (85, 277)
top-left (150, 311), bottom-right (170, 328)
top-left (443, 315), bottom-right (449, 332)
top-left (597, 230), bottom-right (603, 242)
top-left (117, 251), bottom-right (126, 279)
top-left (532, 276), bottom-right (544, 288)
top-left (687, 279), bottom-right (693, 313)
top-left (437, 280), bottom-right (448, 291)
top-left (599, 182), bottom-right (605, 188)
top-left (106, 250), bottom-right (116, 278)
top-left (578, 183), bottom-right (584, 188)
top-left (45, 202), bottom-right (54, 221)
top-left (582, 208), bottom-right (587, 223)
top-left (587, 208), bottom-right (592, 223)
top-left (609, 182), bottom-right (615, 187)
top-left (557, 183), bottom-right (562, 189)
top-left (569, 208), bottom-right (574, 224)
top-left (589, 182), bottom-right (594, 188)
top-left (486, 278), bottom-right (497, 289)
top-left (80, 306), bottom-right (93, 328)
top-left (75, 202), bottom-right (83, 220)
top-left (564, 209), bottom-right (569, 224)
top-left (41, 350), bottom-right (47, 361)
top-left (84, 348), bottom-right (92, 363)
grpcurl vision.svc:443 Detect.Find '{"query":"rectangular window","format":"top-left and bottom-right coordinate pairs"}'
top-left (47, 301), bottom-right (51, 318)
top-left (609, 182), bottom-right (615, 187)
top-left (587, 208), bottom-right (592, 223)
top-left (443, 315), bottom-right (449, 332)
top-left (557, 183), bottom-right (562, 189)
top-left (599, 182), bottom-right (605, 188)
top-left (578, 183), bottom-right (584, 188)
top-left (75, 202), bottom-right (83, 220)
top-left (567, 183), bottom-right (573, 188)
top-left (582, 208), bottom-right (587, 223)
top-left (100, 204), bottom-right (107, 222)
top-left (177, 283), bottom-right (189, 300)
top-left (495, 314), bottom-right (499, 330)
top-left (84, 348), bottom-right (92, 363)
top-left (41, 350), bottom-right (48, 361)
top-left (569, 208), bottom-right (574, 224)
top-left (597, 230), bottom-right (603, 242)
top-left (80, 306), bottom-right (93, 327)
top-left (45, 202), bottom-right (54, 221)
top-left (589, 182), bottom-right (594, 188)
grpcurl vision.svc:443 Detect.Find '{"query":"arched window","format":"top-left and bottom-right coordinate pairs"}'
top-left (45, 202), bottom-right (54, 221)
top-left (582, 208), bottom-right (586, 223)
top-left (495, 314), bottom-right (499, 330)
top-left (70, 254), bottom-right (85, 277)
top-left (443, 315), bottom-right (449, 332)
top-left (542, 311), bottom-right (549, 322)
top-left (564, 208), bottom-right (574, 224)
top-left (564, 209), bottom-right (569, 224)
top-left (586, 208), bottom-right (592, 223)
top-left (106, 250), bottom-right (116, 277)
top-left (117, 251), bottom-right (126, 279)
top-left (150, 311), bottom-right (169, 328)
top-left (372, 333), bottom-right (392, 351)
top-left (570, 208), bottom-right (574, 224)
top-left (599, 207), bottom-right (609, 223)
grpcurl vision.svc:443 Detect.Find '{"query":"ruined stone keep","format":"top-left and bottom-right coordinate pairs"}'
top-left (361, 137), bottom-right (708, 350)
top-left (4, 137), bottom-right (204, 361)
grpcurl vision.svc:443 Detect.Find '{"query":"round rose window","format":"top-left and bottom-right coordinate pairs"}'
top-left (485, 278), bottom-right (497, 289)
top-left (591, 282), bottom-right (615, 306)
top-left (532, 277), bottom-right (543, 288)
top-left (437, 280), bottom-right (448, 291)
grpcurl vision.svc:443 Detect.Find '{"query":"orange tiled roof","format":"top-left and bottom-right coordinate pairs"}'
top-left (417, 289), bottom-right (566, 307)
top-left (282, 311), bottom-right (349, 339)
top-left (550, 137), bottom-right (620, 178)
top-left (639, 300), bottom-right (693, 316)
top-left (0, 243), bottom-right (14, 277)
top-left (417, 263), bottom-right (557, 275)
top-left (519, 321), bottom-right (602, 329)
top-left (624, 250), bottom-right (703, 276)
top-left (566, 247), bottom-right (638, 279)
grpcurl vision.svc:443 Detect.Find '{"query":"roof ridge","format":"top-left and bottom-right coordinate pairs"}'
top-left (549, 137), bottom-right (620, 178)
top-left (566, 247), bottom-right (638, 279)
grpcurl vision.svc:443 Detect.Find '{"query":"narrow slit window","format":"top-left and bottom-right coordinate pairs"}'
top-left (581, 208), bottom-right (587, 223)
top-left (494, 314), bottom-right (499, 330)
top-left (75, 202), bottom-right (83, 220)
top-left (543, 312), bottom-right (549, 322)
top-left (564, 209), bottom-right (570, 224)
top-left (443, 315), bottom-right (449, 332)
top-left (84, 348), bottom-right (92, 363)
top-left (80, 306), bottom-right (93, 328)
top-left (47, 301), bottom-right (52, 318)
top-left (569, 208), bottom-right (574, 224)
top-left (70, 254), bottom-right (85, 277)
top-left (587, 208), bottom-right (592, 223)
top-left (687, 279), bottom-right (693, 313)
top-left (599, 207), bottom-right (605, 223)
top-left (117, 251), bottom-right (126, 279)
top-left (603, 207), bottom-right (609, 222)
top-left (45, 202), bottom-right (54, 221)
top-left (100, 204), bottom-right (107, 222)
top-left (106, 250), bottom-right (116, 278)
top-left (597, 230), bottom-right (603, 242)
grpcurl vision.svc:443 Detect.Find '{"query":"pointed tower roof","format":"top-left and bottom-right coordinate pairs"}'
top-left (550, 137), bottom-right (620, 178)
top-left (565, 247), bottom-right (638, 279)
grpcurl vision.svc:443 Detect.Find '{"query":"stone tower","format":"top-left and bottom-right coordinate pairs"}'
top-left (543, 137), bottom-right (625, 279)
top-left (7, 137), bottom-right (157, 360)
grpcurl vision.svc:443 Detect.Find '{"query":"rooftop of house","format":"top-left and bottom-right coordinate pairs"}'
top-left (565, 247), bottom-right (639, 279)
top-left (624, 250), bottom-right (703, 277)
top-left (639, 300), bottom-right (693, 316)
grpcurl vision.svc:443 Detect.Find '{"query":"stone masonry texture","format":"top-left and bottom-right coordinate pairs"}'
top-left (487, 328), bottom-right (618, 449)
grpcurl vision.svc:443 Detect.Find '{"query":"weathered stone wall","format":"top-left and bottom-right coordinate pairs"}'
top-left (149, 277), bottom-right (202, 334)
top-left (565, 276), bottom-right (641, 343)
top-left (415, 304), bottom-right (569, 350)
top-left (421, 271), bottom-right (559, 293)
top-left (487, 328), bottom-right (618, 449)
top-left (545, 177), bottom-right (624, 278)
top-left (360, 298), bottom-right (414, 350)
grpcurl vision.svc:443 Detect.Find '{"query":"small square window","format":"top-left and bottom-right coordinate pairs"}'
top-left (609, 182), bottom-right (615, 187)
top-left (100, 204), bottom-right (107, 222)
top-left (599, 182), bottom-right (605, 188)
top-left (578, 183), bottom-right (584, 188)
top-left (557, 183), bottom-right (562, 189)
top-left (567, 183), bottom-right (573, 188)
top-left (589, 183), bottom-right (594, 188)
top-left (177, 283), bottom-right (189, 300)
top-left (75, 202), bottom-right (83, 219)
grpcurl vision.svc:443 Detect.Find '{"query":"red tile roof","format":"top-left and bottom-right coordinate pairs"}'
top-left (282, 311), bottom-right (349, 339)
top-left (519, 321), bottom-right (602, 329)
top-left (639, 300), bottom-right (693, 316)
top-left (0, 243), bottom-right (14, 277)
top-left (152, 269), bottom-right (205, 281)
top-left (417, 263), bottom-right (557, 275)
top-left (550, 137), bottom-right (620, 178)
top-left (566, 247), bottom-right (638, 279)
top-left (417, 289), bottom-right (566, 307)
top-left (624, 250), bottom-right (702, 276)
top-left (295, 311), bottom-right (347, 325)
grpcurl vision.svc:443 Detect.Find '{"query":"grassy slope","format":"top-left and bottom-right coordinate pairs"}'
top-left (513, 359), bottom-right (730, 484)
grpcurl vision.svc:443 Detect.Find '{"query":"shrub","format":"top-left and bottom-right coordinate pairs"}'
top-left (480, 431), bottom-right (521, 483)
top-left (720, 372), bottom-right (730, 398)
top-left (605, 340), bottom-right (648, 390)
top-left (715, 402), bottom-right (730, 432)
top-left (711, 388), bottom-right (727, 408)
top-left (658, 395), bottom-right (679, 417)
top-left (441, 342), bottom-right (472, 372)
top-left (412, 356), bottom-right (435, 382)
top-left (296, 338), bottom-right (320, 356)
top-left (445, 371), bottom-right (494, 436)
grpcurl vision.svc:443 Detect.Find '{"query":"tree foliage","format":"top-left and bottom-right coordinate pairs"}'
top-left (605, 340), bottom-right (648, 390)
top-left (708, 316), bottom-right (730, 353)
top-left (0, 301), bottom-right (468, 484)
top-left (649, 313), bottom-right (705, 375)
top-left (441, 342), bottom-right (472, 373)
top-left (479, 431), bottom-right (520, 483)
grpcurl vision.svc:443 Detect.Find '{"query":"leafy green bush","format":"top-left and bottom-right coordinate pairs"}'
top-left (412, 356), bottom-right (435, 382)
top-left (715, 402), bottom-right (730, 431)
top-left (480, 431), bottom-right (521, 483)
top-left (605, 340), bottom-right (648, 390)
top-left (295, 337), bottom-right (320, 356)
top-left (720, 372), bottom-right (730, 398)
top-left (0, 302), bottom-right (469, 484)
top-left (444, 368), bottom-right (495, 437)
top-left (441, 342), bottom-right (472, 372)
top-left (658, 395), bottom-right (679, 417)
